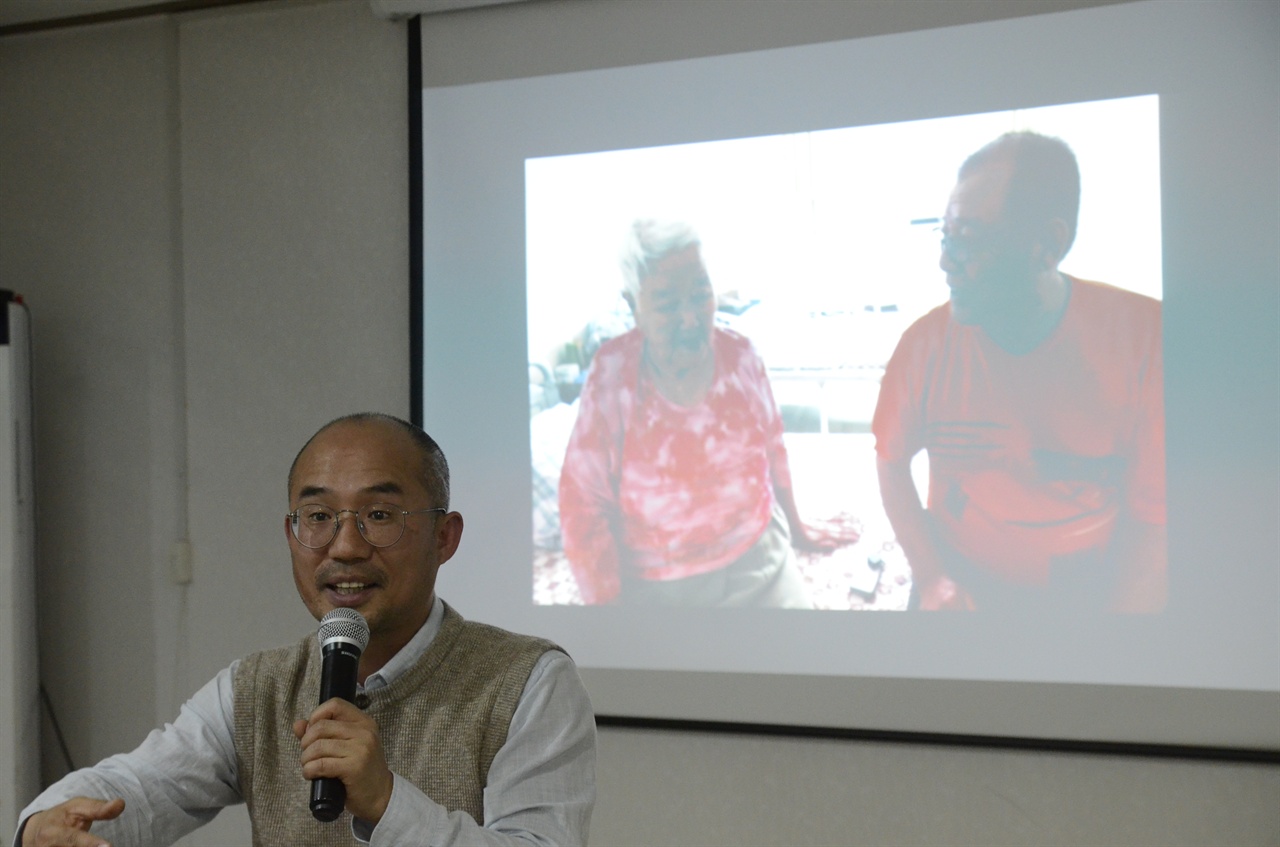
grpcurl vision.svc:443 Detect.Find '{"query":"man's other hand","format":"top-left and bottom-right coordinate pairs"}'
top-left (21, 797), bottom-right (124, 847)
top-left (294, 698), bottom-right (395, 825)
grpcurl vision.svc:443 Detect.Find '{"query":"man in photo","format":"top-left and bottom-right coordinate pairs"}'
top-left (872, 131), bottom-right (1167, 613)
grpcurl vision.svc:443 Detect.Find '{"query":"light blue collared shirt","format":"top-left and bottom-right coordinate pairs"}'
top-left (17, 596), bottom-right (596, 846)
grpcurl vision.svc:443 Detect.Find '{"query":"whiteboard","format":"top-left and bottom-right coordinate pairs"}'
top-left (0, 291), bottom-right (38, 837)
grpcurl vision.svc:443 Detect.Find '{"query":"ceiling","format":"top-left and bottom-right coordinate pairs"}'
top-left (0, 0), bottom-right (523, 32)
top-left (0, 0), bottom-right (184, 29)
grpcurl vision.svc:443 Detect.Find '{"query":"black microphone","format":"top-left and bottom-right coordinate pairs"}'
top-left (310, 607), bottom-right (371, 822)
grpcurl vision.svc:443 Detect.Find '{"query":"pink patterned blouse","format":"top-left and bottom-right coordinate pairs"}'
top-left (558, 327), bottom-right (793, 603)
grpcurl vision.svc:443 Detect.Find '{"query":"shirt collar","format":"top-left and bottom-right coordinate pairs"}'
top-left (358, 594), bottom-right (444, 693)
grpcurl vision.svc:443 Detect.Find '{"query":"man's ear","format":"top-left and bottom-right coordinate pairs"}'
top-left (1038, 218), bottom-right (1071, 268)
top-left (622, 290), bottom-right (637, 315)
top-left (435, 511), bottom-right (465, 566)
top-left (1044, 218), bottom-right (1075, 268)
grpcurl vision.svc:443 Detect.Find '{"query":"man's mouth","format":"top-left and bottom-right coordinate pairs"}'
top-left (322, 580), bottom-right (376, 601)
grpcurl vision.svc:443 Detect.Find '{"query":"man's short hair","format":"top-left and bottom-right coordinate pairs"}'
top-left (288, 413), bottom-right (450, 509)
top-left (959, 130), bottom-right (1081, 254)
top-left (619, 218), bottom-right (702, 301)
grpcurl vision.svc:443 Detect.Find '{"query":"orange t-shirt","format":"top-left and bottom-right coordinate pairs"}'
top-left (872, 278), bottom-right (1165, 585)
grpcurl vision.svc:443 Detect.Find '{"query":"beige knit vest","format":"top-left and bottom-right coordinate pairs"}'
top-left (232, 602), bottom-right (557, 847)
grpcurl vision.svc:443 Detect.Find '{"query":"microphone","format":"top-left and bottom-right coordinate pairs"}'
top-left (310, 607), bottom-right (371, 822)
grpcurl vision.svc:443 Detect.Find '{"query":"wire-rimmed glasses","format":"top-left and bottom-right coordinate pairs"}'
top-left (288, 503), bottom-right (446, 549)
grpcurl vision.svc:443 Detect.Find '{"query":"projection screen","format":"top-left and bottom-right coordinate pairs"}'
top-left (418, 0), bottom-right (1279, 750)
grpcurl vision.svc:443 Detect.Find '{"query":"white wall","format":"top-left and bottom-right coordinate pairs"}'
top-left (593, 728), bottom-right (1279, 847)
top-left (0, 1), bottom-right (1276, 845)
top-left (0, 13), bottom-right (178, 788)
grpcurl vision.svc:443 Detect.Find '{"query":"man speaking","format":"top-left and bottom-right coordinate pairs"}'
top-left (17, 413), bottom-right (596, 846)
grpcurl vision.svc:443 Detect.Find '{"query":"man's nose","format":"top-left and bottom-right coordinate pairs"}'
top-left (939, 244), bottom-right (960, 275)
top-left (329, 514), bottom-right (372, 558)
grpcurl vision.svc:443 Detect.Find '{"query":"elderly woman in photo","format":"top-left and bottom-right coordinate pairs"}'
top-left (558, 219), bottom-right (858, 606)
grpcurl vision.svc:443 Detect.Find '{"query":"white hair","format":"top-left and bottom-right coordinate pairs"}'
top-left (618, 218), bottom-right (701, 300)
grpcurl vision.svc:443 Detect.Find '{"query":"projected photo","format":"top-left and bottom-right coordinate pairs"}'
top-left (528, 95), bottom-right (1163, 611)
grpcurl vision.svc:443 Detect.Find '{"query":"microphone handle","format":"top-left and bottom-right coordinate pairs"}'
top-left (310, 641), bottom-right (362, 822)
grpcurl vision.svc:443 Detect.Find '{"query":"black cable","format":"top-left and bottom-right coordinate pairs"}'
top-left (38, 683), bottom-right (76, 776)
top-left (407, 15), bottom-right (424, 428)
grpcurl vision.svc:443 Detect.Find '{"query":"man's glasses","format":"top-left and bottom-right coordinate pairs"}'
top-left (937, 221), bottom-right (1016, 266)
top-left (288, 504), bottom-right (446, 549)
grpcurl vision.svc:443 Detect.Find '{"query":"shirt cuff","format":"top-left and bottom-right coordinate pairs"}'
top-left (351, 772), bottom-right (449, 845)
